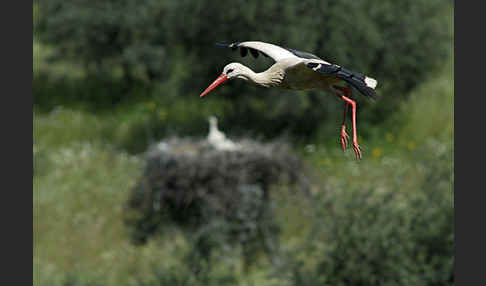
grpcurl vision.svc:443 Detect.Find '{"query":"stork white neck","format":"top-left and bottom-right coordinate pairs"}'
top-left (207, 116), bottom-right (241, 151)
top-left (225, 63), bottom-right (284, 88)
top-left (209, 117), bottom-right (218, 132)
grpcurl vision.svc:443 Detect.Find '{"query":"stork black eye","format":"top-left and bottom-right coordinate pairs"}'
top-left (227, 69), bottom-right (234, 74)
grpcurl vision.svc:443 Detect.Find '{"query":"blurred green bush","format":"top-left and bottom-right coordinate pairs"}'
top-left (35, 0), bottom-right (452, 144)
top-left (289, 141), bottom-right (454, 286)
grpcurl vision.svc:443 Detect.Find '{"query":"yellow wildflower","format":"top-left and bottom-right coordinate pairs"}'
top-left (407, 141), bottom-right (416, 151)
top-left (147, 102), bottom-right (156, 110)
top-left (372, 147), bottom-right (383, 159)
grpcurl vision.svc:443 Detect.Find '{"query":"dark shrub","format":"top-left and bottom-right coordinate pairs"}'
top-left (124, 137), bottom-right (310, 265)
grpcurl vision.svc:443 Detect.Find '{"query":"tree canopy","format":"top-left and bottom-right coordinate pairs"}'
top-left (36, 0), bottom-right (451, 140)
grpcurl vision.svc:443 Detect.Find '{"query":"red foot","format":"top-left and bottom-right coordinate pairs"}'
top-left (334, 86), bottom-right (362, 160)
top-left (352, 141), bottom-right (362, 160)
top-left (340, 125), bottom-right (349, 152)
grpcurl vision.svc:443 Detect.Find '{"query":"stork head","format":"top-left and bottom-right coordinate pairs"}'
top-left (208, 116), bottom-right (218, 126)
top-left (200, 63), bottom-right (247, 97)
top-left (222, 63), bottom-right (247, 79)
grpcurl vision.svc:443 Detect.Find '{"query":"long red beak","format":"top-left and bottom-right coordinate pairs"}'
top-left (200, 73), bottom-right (228, 98)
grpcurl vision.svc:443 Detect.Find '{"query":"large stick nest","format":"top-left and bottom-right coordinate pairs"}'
top-left (125, 137), bottom-right (311, 258)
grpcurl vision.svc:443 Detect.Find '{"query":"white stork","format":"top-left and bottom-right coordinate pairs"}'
top-left (207, 116), bottom-right (241, 151)
top-left (199, 41), bottom-right (378, 160)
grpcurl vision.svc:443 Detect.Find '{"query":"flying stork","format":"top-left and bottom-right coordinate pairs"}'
top-left (199, 41), bottom-right (378, 160)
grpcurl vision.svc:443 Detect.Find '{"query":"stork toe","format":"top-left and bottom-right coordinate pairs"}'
top-left (352, 143), bottom-right (362, 160)
top-left (340, 127), bottom-right (349, 152)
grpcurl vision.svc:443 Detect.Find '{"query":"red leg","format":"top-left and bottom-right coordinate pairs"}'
top-left (334, 86), bottom-right (362, 160)
top-left (340, 102), bottom-right (350, 151)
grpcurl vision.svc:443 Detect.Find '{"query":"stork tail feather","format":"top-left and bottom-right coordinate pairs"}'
top-left (308, 62), bottom-right (378, 98)
top-left (364, 77), bottom-right (377, 89)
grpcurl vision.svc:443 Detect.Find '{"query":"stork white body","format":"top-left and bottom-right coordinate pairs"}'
top-left (200, 41), bottom-right (378, 159)
top-left (207, 116), bottom-right (241, 151)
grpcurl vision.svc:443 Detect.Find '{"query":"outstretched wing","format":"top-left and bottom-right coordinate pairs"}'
top-left (306, 61), bottom-right (378, 98)
top-left (283, 47), bottom-right (323, 60)
top-left (217, 41), bottom-right (305, 62)
top-left (215, 41), bottom-right (378, 98)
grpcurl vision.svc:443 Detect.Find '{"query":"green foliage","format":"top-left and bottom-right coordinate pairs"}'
top-left (38, 0), bottom-right (450, 91)
top-left (34, 2), bottom-right (453, 285)
top-left (138, 264), bottom-right (240, 286)
top-left (397, 61), bottom-right (454, 145)
top-left (36, 0), bottom-right (452, 142)
top-left (34, 58), bottom-right (453, 285)
top-left (289, 139), bottom-right (454, 286)
top-left (287, 61), bottom-right (454, 286)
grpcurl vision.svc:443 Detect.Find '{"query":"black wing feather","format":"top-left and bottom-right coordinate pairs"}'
top-left (249, 48), bottom-right (259, 58)
top-left (307, 63), bottom-right (376, 99)
top-left (217, 42), bottom-right (262, 59)
top-left (240, 47), bottom-right (248, 57)
top-left (284, 47), bottom-right (322, 60)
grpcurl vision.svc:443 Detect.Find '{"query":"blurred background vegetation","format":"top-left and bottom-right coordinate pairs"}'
top-left (34, 0), bottom-right (454, 285)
